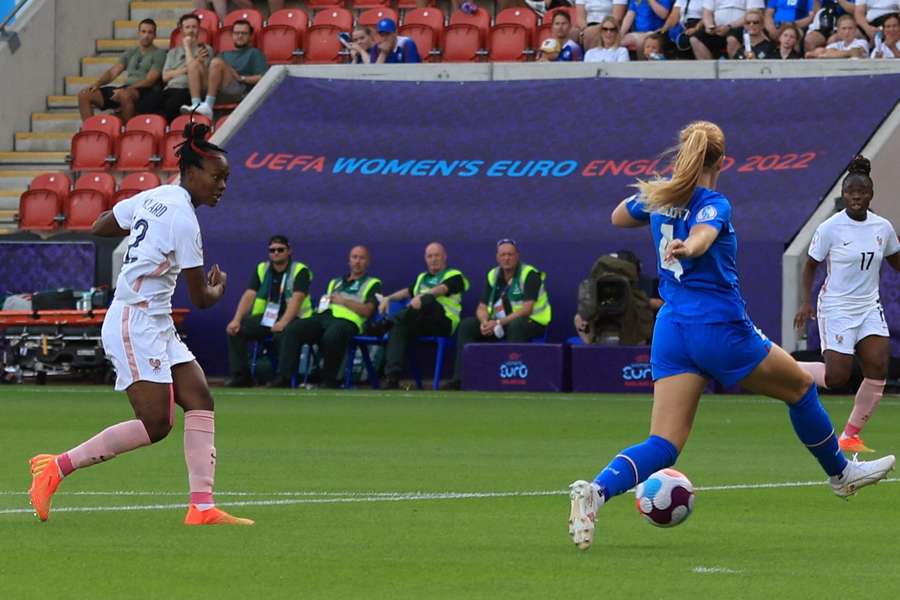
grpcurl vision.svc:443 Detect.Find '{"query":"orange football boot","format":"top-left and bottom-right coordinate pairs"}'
top-left (29, 454), bottom-right (63, 522)
top-left (839, 435), bottom-right (874, 454)
top-left (184, 504), bottom-right (255, 526)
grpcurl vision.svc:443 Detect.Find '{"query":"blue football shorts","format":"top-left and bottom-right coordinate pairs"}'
top-left (651, 314), bottom-right (773, 387)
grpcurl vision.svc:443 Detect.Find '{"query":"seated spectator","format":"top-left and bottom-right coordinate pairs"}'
top-left (805, 0), bottom-right (855, 54)
top-left (185, 19), bottom-right (268, 118)
top-left (807, 14), bottom-right (869, 56)
top-left (692, 0), bottom-right (766, 60)
top-left (621, 0), bottom-right (675, 58)
top-left (764, 0), bottom-right (816, 42)
top-left (523, 0), bottom-right (575, 17)
top-left (776, 22), bottom-right (804, 57)
top-left (583, 16), bottom-right (630, 61)
top-left (855, 0), bottom-right (900, 42)
top-left (733, 9), bottom-right (777, 57)
top-left (377, 242), bottom-right (469, 389)
top-left (371, 18), bottom-right (421, 63)
top-left (224, 235), bottom-right (312, 387)
top-left (446, 239), bottom-right (552, 389)
top-left (576, 0), bottom-right (628, 50)
top-left (193, 0), bottom-right (283, 20)
top-left (349, 26), bottom-right (376, 64)
top-left (78, 19), bottom-right (166, 121)
top-left (659, 0), bottom-right (705, 58)
top-left (640, 32), bottom-right (668, 58)
top-left (871, 12), bottom-right (900, 56)
top-left (272, 246), bottom-right (381, 389)
top-left (538, 10), bottom-right (584, 61)
top-left (160, 14), bottom-right (213, 122)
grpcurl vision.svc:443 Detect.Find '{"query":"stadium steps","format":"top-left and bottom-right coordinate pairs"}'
top-left (15, 133), bottom-right (72, 153)
top-left (0, 171), bottom-right (46, 188)
top-left (130, 1), bottom-right (193, 22)
top-left (31, 113), bottom-right (82, 133)
top-left (115, 19), bottom-right (177, 40)
top-left (0, 152), bottom-right (69, 167)
top-left (96, 38), bottom-right (169, 54)
top-left (81, 56), bottom-right (119, 78)
top-left (48, 95), bottom-right (78, 111)
top-left (66, 75), bottom-right (127, 96)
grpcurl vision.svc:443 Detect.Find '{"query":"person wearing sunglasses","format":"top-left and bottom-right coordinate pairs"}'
top-left (225, 235), bottom-right (313, 387)
top-left (445, 239), bottom-right (552, 390)
top-left (731, 9), bottom-right (777, 58)
top-left (584, 16), bottom-right (631, 61)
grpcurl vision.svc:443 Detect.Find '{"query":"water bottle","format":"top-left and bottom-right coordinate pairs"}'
top-left (875, 30), bottom-right (884, 53)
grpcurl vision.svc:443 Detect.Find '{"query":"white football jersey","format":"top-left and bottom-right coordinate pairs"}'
top-left (112, 185), bottom-right (204, 315)
top-left (809, 210), bottom-right (899, 314)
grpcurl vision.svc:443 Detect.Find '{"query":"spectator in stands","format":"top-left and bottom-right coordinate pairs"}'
top-left (377, 242), bottom-right (469, 389)
top-left (855, 0), bottom-right (900, 43)
top-left (620, 0), bottom-right (675, 58)
top-left (271, 246), bottom-right (382, 389)
top-left (764, 0), bottom-right (816, 42)
top-left (349, 25), bottom-right (376, 64)
top-left (871, 12), bottom-right (900, 56)
top-left (807, 14), bottom-right (869, 56)
top-left (805, 0), bottom-right (855, 55)
top-left (193, 0), bottom-right (284, 21)
top-left (523, 0), bottom-right (576, 17)
top-left (576, 0), bottom-right (628, 51)
top-left (538, 10), bottom-right (584, 61)
top-left (77, 19), bottom-right (166, 122)
top-left (371, 18), bottom-right (421, 63)
top-left (733, 9), bottom-right (777, 57)
top-left (446, 239), bottom-right (552, 390)
top-left (160, 14), bottom-right (214, 122)
top-left (583, 16), bottom-right (631, 61)
top-left (776, 22), bottom-right (804, 57)
top-left (224, 235), bottom-right (312, 388)
top-left (692, 0), bottom-right (765, 59)
top-left (640, 32), bottom-right (668, 58)
top-left (659, 0), bottom-right (705, 58)
top-left (185, 19), bottom-right (268, 118)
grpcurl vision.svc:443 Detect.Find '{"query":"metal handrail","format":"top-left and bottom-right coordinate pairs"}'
top-left (0, 0), bottom-right (30, 32)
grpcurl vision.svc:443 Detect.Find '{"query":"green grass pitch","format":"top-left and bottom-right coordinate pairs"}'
top-left (1, 386), bottom-right (898, 599)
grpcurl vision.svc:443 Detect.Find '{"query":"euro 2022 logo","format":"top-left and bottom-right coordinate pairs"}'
top-left (622, 352), bottom-right (652, 388)
top-left (499, 352), bottom-right (528, 385)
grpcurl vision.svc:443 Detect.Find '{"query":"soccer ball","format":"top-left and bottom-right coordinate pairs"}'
top-left (634, 468), bottom-right (695, 528)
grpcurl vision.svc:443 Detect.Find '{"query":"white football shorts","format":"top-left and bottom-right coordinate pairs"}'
top-left (101, 300), bottom-right (195, 391)
top-left (817, 303), bottom-right (890, 355)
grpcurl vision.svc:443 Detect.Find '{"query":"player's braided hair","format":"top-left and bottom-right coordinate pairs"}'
top-left (844, 154), bottom-right (872, 187)
top-left (176, 121), bottom-right (226, 176)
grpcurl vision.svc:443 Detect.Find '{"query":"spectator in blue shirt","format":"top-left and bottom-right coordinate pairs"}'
top-left (538, 10), bottom-right (584, 61)
top-left (370, 18), bottom-right (421, 63)
top-left (621, 0), bottom-right (676, 57)
top-left (764, 0), bottom-right (817, 41)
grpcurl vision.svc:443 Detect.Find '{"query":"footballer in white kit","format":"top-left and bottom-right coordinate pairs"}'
top-left (101, 184), bottom-right (203, 390)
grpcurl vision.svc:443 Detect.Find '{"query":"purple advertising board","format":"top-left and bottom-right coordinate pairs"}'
top-left (0, 242), bottom-right (95, 294)
top-left (174, 75), bottom-right (900, 375)
top-left (462, 343), bottom-right (566, 392)
top-left (570, 345), bottom-right (654, 393)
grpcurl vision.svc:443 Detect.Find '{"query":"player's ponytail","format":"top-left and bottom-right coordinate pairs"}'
top-left (844, 154), bottom-right (872, 187)
top-left (176, 119), bottom-right (226, 176)
top-left (635, 121), bottom-right (725, 211)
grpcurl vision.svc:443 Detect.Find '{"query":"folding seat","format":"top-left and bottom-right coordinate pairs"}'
top-left (442, 23), bottom-right (481, 62)
top-left (304, 25), bottom-right (346, 63)
top-left (193, 8), bottom-right (220, 39)
top-left (358, 8), bottom-right (399, 28)
top-left (353, 0), bottom-right (392, 11)
top-left (495, 7), bottom-right (537, 47)
top-left (266, 8), bottom-right (308, 56)
top-left (489, 23), bottom-right (529, 61)
top-left (448, 6), bottom-right (490, 47)
top-left (120, 171), bottom-right (161, 192)
top-left (70, 130), bottom-right (115, 171)
top-left (312, 8), bottom-right (353, 32)
top-left (224, 8), bottom-right (264, 44)
top-left (117, 130), bottom-right (157, 171)
top-left (18, 190), bottom-right (62, 231)
top-left (29, 172), bottom-right (70, 205)
top-left (64, 190), bottom-right (107, 231)
top-left (125, 114), bottom-right (166, 147)
top-left (260, 24), bottom-right (301, 64)
top-left (74, 173), bottom-right (116, 206)
top-left (215, 26), bottom-right (240, 52)
top-left (170, 26), bottom-right (213, 49)
top-left (399, 23), bottom-right (439, 61)
top-left (307, 0), bottom-right (345, 8)
top-left (403, 7), bottom-right (445, 48)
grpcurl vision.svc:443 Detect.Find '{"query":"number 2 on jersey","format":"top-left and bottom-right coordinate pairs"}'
top-left (123, 219), bottom-right (149, 264)
top-left (658, 223), bottom-right (684, 281)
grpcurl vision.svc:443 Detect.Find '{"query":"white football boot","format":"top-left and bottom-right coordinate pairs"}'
top-left (568, 480), bottom-right (604, 550)
top-left (830, 454), bottom-right (895, 498)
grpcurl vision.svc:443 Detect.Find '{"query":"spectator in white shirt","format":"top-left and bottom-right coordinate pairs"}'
top-left (807, 13), bottom-right (870, 56)
top-left (855, 0), bottom-right (900, 41)
top-left (583, 15), bottom-right (631, 61)
top-left (576, 0), bottom-right (628, 49)
top-left (692, 0), bottom-right (766, 59)
top-left (805, 0), bottom-right (859, 54)
top-left (871, 12), bottom-right (900, 55)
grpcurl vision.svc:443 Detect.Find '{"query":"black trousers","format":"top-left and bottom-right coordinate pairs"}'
top-left (226, 315), bottom-right (277, 379)
top-left (278, 313), bottom-right (357, 387)
top-left (384, 296), bottom-right (452, 380)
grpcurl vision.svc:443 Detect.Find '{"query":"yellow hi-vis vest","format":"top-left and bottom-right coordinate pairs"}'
top-left (486, 263), bottom-right (551, 326)
top-left (325, 274), bottom-right (381, 333)
top-left (251, 261), bottom-right (312, 319)
top-left (412, 268), bottom-right (470, 334)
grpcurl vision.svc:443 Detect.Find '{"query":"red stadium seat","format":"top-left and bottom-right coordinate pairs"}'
top-left (260, 24), bottom-right (300, 64)
top-left (312, 8), bottom-right (353, 32)
top-left (215, 115), bottom-right (228, 130)
top-left (70, 131), bottom-right (114, 171)
top-left (120, 171), bottom-right (161, 191)
top-left (74, 173), bottom-right (115, 208)
top-left (117, 131), bottom-right (158, 171)
top-left (307, 0), bottom-right (344, 7)
top-left (81, 114), bottom-right (122, 145)
top-left (64, 190), bottom-right (107, 231)
top-left (398, 0), bottom-right (422, 8)
top-left (161, 123), bottom-right (210, 172)
top-left (112, 188), bottom-right (141, 205)
top-left (442, 24), bottom-right (481, 62)
top-left (304, 24), bottom-right (346, 63)
top-left (358, 8), bottom-right (398, 28)
top-left (193, 8), bottom-right (220, 38)
top-left (18, 190), bottom-right (61, 231)
top-left (449, 7), bottom-right (490, 47)
top-left (399, 23), bottom-right (439, 61)
top-left (224, 8), bottom-right (264, 43)
top-left (353, 0), bottom-right (391, 10)
top-left (125, 114), bottom-right (166, 146)
top-left (169, 114), bottom-right (212, 134)
top-left (496, 7), bottom-right (537, 47)
top-left (537, 24), bottom-right (553, 47)
top-left (404, 8), bottom-right (445, 47)
top-left (169, 27), bottom-right (213, 49)
top-left (268, 8), bottom-right (309, 35)
top-left (29, 172), bottom-right (70, 204)
top-left (544, 6), bottom-right (577, 27)
top-left (489, 24), bottom-right (530, 61)
top-left (215, 26), bottom-right (240, 53)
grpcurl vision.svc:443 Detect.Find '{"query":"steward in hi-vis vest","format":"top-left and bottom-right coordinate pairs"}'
top-left (448, 239), bottom-right (552, 389)
top-left (225, 235), bottom-right (312, 388)
top-left (378, 242), bottom-right (470, 389)
top-left (273, 245), bottom-right (382, 389)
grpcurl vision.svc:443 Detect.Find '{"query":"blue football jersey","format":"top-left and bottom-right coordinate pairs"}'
top-left (625, 187), bottom-right (747, 322)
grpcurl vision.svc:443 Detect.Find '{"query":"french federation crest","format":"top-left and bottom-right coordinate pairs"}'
top-left (149, 358), bottom-right (162, 373)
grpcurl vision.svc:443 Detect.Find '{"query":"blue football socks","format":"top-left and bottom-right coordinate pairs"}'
top-left (593, 435), bottom-right (679, 500)
top-left (789, 383), bottom-right (847, 477)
